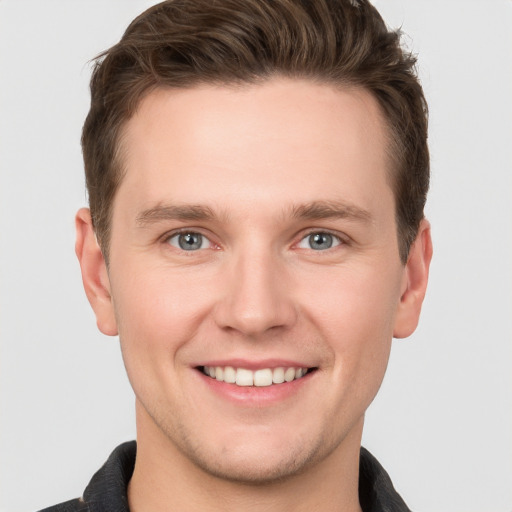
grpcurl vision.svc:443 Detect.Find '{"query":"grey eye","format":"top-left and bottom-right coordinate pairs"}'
top-left (168, 232), bottom-right (210, 251)
top-left (297, 232), bottom-right (341, 251)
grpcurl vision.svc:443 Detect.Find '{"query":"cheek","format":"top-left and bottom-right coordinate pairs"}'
top-left (109, 262), bottom-right (217, 381)
top-left (112, 259), bottom-right (212, 331)
top-left (306, 261), bottom-right (401, 330)
top-left (303, 262), bottom-right (402, 378)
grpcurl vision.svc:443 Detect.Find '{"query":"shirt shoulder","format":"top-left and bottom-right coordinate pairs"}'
top-left (36, 441), bottom-right (136, 512)
top-left (359, 447), bottom-right (411, 512)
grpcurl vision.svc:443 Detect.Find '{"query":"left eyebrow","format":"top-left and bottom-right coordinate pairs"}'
top-left (136, 204), bottom-right (217, 227)
top-left (289, 200), bottom-right (373, 224)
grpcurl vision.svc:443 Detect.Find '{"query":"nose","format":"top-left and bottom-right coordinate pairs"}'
top-left (213, 247), bottom-right (297, 337)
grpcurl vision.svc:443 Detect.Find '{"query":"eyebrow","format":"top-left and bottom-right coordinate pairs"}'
top-left (290, 200), bottom-right (373, 223)
top-left (135, 200), bottom-right (372, 227)
top-left (136, 204), bottom-right (217, 227)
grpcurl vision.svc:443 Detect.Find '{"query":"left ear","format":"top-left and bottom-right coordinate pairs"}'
top-left (393, 219), bottom-right (433, 339)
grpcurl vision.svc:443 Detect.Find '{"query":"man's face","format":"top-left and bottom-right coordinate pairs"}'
top-left (82, 79), bottom-right (427, 482)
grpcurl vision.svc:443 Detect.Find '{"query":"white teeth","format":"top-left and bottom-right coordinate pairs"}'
top-left (202, 365), bottom-right (310, 386)
top-left (284, 367), bottom-right (296, 382)
top-left (254, 369), bottom-right (273, 387)
top-left (272, 367), bottom-right (285, 384)
top-left (223, 366), bottom-right (236, 383)
top-left (235, 368), bottom-right (253, 386)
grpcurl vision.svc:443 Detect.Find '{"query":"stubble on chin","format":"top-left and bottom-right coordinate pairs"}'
top-left (150, 407), bottom-right (344, 486)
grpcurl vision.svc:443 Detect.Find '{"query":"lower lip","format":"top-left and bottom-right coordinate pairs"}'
top-left (196, 369), bottom-right (314, 405)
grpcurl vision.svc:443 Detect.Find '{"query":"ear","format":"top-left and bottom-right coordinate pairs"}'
top-left (393, 219), bottom-right (433, 339)
top-left (75, 208), bottom-right (118, 336)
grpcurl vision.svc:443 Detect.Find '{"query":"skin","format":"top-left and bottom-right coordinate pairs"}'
top-left (76, 78), bottom-right (432, 512)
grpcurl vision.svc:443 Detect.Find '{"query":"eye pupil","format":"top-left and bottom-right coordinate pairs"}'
top-left (309, 233), bottom-right (333, 250)
top-left (179, 233), bottom-right (202, 250)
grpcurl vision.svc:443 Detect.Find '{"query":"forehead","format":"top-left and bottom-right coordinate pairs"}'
top-left (116, 78), bottom-right (393, 221)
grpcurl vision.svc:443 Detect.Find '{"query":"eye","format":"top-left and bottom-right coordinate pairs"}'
top-left (297, 232), bottom-right (342, 251)
top-left (167, 232), bottom-right (212, 251)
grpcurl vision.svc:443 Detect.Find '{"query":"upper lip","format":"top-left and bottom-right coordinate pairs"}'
top-left (194, 358), bottom-right (315, 370)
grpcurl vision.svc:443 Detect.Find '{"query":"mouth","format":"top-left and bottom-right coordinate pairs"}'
top-left (198, 365), bottom-right (317, 387)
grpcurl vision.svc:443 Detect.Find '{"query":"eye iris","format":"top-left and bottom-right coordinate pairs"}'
top-left (309, 233), bottom-right (333, 250)
top-left (178, 233), bottom-right (202, 250)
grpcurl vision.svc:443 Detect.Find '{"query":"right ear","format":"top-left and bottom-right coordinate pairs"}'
top-left (75, 208), bottom-right (118, 336)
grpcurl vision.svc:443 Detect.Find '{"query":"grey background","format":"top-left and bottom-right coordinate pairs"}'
top-left (1, 1), bottom-right (511, 511)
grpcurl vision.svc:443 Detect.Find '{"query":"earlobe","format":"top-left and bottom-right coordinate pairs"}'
top-left (393, 219), bottom-right (433, 339)
top-left (75, 208), bottom-right (118, 336)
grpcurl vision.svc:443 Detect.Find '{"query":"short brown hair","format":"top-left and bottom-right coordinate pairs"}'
top-left (82, 0), bottom-right (429, 263)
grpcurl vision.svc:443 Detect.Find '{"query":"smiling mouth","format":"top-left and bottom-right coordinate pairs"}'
top-left (199, 366), bottom-right (316, 387)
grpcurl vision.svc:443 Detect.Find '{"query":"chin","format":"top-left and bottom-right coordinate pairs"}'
top-left (185, 441), bottom-right (323, 485)
top-left (165, 419), bottom-right (334, 485)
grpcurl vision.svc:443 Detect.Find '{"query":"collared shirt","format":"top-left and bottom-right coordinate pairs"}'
top-left (38, 441), bottom-right (411, 512)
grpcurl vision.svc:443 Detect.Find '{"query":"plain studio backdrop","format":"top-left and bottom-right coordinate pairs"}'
top-left (0, 1), bottom-right (511, 511)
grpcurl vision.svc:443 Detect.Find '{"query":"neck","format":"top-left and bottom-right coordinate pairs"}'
top-left (128, 403), bottom-right (363, 512)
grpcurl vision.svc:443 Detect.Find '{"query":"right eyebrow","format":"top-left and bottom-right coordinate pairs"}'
top-left (136, 204), bottom-right (217, 227)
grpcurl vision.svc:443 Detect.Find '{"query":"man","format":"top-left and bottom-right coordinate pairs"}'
top-left (41, 0), bottom-right (432, 510)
